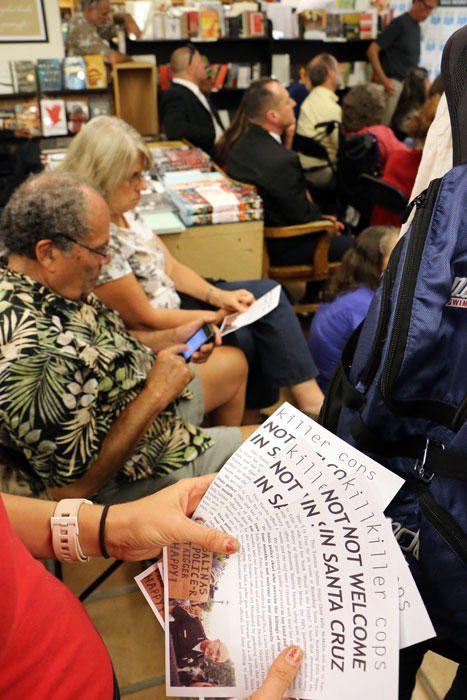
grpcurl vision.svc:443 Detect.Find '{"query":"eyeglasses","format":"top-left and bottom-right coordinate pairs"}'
top-left (186, 43), bottom-right (196, 65)
top-left (127, 170), bottom-right (148, 187)
top-left (419, 0), bottom-right (437, 10)
top-left (54, 233), bottom-right (109, 258)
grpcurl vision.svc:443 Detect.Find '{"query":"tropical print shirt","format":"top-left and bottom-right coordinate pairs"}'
top-left (0, 267), bottom-right (213, 493)
top-left (99, 211), bottom-right (181, 309)
top-left (65, 12), bottom-right (116, 61)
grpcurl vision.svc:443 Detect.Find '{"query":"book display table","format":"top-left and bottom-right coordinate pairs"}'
top-left (149, 141), bottom-right (264, 281)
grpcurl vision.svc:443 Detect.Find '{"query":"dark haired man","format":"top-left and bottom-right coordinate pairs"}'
top-left (226, 78), bottom-right (350, 268)
top-left (366, 0), bottom-right (438, 125)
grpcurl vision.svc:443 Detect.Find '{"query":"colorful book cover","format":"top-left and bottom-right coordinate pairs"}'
top-left (0, 108), bottom-right (16, 130)
top-left (88, 94), bottom-right (111, 118)
top-left (66, 99), bottom-right (89, 134)
top-left (187, 10), bottom-right (199, 37)
top-left (301, 9), bottom-right (326, 38)
top-left (14, 101), bottom-right (41, 137)
top-left (199, 7), bottom-right (220, 39)
top-left (84, 54), bottom-right (107, 88)
top-left (214, 63), bottom-right (229, 90)
top-left (37, 58), bottom-right (62, 92)
top-left (342, 12), bottom-right (362, 40)
top-left (12, 60), bottom-right (37, 93)
top-left (63, 56), bottom-right (87, 90)
top-left (40, 98), bottom-right (67, 137)
top-left (249, 12), bottom-right (265, 37)
top-left (0, 61), bottom-right (14, 94)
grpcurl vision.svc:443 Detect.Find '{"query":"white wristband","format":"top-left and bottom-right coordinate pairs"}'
top-left (51, 498), bottom-right (93, 563)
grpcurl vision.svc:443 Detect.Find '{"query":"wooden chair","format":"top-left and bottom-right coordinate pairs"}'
top-left (263, 218), bottom-right (341, 314)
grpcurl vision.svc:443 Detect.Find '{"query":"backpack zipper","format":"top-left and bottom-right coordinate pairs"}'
top-left (379, 181), bottom-right (442, 402)
top-left (360, 236), bottom-right (403, 387)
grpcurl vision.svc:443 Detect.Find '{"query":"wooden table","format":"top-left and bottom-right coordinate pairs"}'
top-left (150, 141), bottom-right (264, 281)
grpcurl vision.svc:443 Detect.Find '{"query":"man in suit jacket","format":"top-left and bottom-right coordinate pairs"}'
top-left (226, 78), bottom-right (349, 267)
top-left (170, 605), bottom-right (230, 669)
top-left (160, 47), bottom-right (225, 154)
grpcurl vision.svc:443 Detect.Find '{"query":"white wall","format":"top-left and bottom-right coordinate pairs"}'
top-left (0, 0), bottom-right (64, 61)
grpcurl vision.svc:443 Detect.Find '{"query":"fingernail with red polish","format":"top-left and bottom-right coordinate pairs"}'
top-left (285, 646), bottom-right (303, 666)
top-left (224, 538), bottom-right (238, 553)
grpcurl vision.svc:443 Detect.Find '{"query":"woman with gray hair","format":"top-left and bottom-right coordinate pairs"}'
top-left (60, 115), bottom-right (326, 420)
top-left (342, 83), bottom-right (408, 169)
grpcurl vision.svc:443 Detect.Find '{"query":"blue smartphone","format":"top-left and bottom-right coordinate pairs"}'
top-left (182, 323), bottom-right (215, 361)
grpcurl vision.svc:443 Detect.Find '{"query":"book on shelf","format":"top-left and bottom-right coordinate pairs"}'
top-left (0, 61), bottom-right (14, 95)
top-left (37, 58), bottom-right (62, 92)
top-left (199, 5), bottom-right (221, 39)
top-left (359, 10), bottom-right (377, 39)
top-left (237, 64), bottom-right (252, 89)
top-left (226, 14), bottom-right (243, 37)
top-left (225, 63), bottom-right (239, 89)
top-left (40, 98), bottom-right (67, 137)
top-left (271, 54), bottom-right (290, 87)
top-left (342, 11), bottom-right (363, 39)
top-left (300, 9), bottom-right (327, 39)
top-left (0, 108), bottom-right (17, 130)
top-left (158, 64), bottom-right (172, 90)
top-left (12, 60), bottom-right (37, 94)
top-left (248, 11), bottom-right (265, 37)
top-left (213, 63), bottom-right (229, 90)
top-left (66, 99), bottom-right (89, 134)
top-left (88, 94), bottom-right (112, 118)
top-left (325, 12), bottom-right (343, 38)
top-left (15, 101), bottom-right (41, 137)
top-left (187, 9), bottom-right (199, 37)
top-left (63, 56), bottom-right (87, 90)
top-left (84, 54), bottom-right (107, 88)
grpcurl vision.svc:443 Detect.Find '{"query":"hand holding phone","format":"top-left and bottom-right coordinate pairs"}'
top-left (182, 323), bottom-right (215, 361)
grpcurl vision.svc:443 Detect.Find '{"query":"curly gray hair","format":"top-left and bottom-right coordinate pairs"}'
top-left (0, 173), bottom-right (95, 259)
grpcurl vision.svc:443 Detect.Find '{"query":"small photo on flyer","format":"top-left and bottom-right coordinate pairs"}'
top-left (165, 542), bottom-right (237, 695)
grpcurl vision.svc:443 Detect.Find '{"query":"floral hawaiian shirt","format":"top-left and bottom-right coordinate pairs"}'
top-left (0, 267), bottom-right (213, 493)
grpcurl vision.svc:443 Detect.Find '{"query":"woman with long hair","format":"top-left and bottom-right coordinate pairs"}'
top-left (308, 225), bottom-right (399, 391)
top-left (391, 66), bottom-right (430, 139)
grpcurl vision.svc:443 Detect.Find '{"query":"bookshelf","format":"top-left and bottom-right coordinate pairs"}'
top-left (126, 36), bottom-right (371, 110)
top-left (112, 62), bottom-right (158, 135)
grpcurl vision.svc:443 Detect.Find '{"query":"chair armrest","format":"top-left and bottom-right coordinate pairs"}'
top-left (264, 219), bottom-right (337, 239)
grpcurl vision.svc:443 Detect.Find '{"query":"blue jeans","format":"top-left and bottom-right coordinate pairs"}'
top-left (180, 279), bottom-right (318, 409)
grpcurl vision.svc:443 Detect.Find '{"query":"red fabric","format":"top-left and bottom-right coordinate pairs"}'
top-left (347, 124), bottom-right (408, 170)
top-left (0, 495), bottom-right (114, 700)
top-left (371, 147), bottom-right (422, 227)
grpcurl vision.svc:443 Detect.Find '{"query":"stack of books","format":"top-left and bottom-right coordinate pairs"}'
top-left (152, 147), bottom-right (213, 175)
top-left (164, 173), bottom-right (263, 226)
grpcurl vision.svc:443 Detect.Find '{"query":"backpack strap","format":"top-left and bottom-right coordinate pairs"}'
top-left (351, 416), bottom-right (467, 479)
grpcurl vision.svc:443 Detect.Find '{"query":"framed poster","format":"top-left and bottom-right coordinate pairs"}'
top-left (0, 0), bottom-right (48, 43)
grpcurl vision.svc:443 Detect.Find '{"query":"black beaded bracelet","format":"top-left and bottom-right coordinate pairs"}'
top-left (99, 504), bottom-right (111, 559)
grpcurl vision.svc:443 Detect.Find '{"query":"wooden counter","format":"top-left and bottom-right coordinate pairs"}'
top-left (162, 219), bottom-right (263, 281)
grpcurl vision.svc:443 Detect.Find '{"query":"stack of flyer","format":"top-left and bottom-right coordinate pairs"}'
top-left (136, 403), bottom-right (435, 699)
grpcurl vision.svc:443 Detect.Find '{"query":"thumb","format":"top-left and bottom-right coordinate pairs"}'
top-left (249, 646), bottom-right (303, 700)
top-left (176, 516), bottom-right (239, 555)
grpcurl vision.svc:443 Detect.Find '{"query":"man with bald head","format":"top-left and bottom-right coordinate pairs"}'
top-left (226, 78), bottom-right (351, 268)
top-left (160, 46), bottom-right (224, 154)
top-left (296, 53), bottom-right (343, 188)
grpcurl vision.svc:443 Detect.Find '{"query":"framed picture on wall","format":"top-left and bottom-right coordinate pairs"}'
top-left (0, 0), bottom-right (48, 43)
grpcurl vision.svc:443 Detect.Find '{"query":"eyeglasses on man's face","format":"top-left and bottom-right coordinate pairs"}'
top-left (53, 233), bottom-right (110, 258)
top-left (419, 0), bottom-right (437, 11)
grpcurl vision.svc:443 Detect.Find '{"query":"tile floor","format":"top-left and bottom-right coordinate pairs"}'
top-left (61, 555), bottom-right (458, 700)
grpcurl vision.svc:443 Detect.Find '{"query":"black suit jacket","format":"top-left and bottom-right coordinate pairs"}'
top-left (160, 83), bottom-right (223, 154)
top-left (226, 124), bottom-right (324, 265)
top-left (170, 605), bottom-right (207, 667)
top-left (226, 123), bottom-right (322, 228)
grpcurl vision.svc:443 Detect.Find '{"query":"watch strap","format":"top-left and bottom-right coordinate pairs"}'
top-left (51, 498), bottom-right (93, 563)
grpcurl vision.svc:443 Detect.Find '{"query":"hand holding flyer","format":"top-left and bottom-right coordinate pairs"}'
top-left (135, 404), bottom-right (435, 699)
top-left (220, 285), bottom-right (281, 336)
